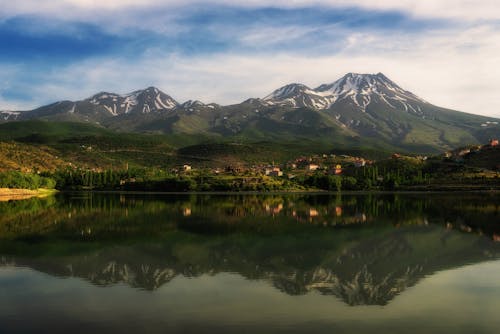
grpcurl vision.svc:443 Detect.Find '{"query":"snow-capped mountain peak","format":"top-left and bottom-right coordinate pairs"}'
top-left (262, 73), bottom-right (428, 112)
top-left (263, 83), bottom-right (330, 109)
top-left (0, 110), bottom-right (21, 121)
top-left (264, 83), bottom-right (312, 100)
top-left (181, 100), bottom-right (205, 109)
top-left (316, 73), bottom-right (381, 95)
top-left (86, 87), bottom-right (178, 116)
top-left (316, 73), bottom-right (424, 102)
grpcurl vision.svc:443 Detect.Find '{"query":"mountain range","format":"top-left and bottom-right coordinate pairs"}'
top-left (2, 72), bottom-right (499, 153)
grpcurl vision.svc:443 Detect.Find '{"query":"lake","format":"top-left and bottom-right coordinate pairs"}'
top-left (0, 192), bottom-right (499, 333)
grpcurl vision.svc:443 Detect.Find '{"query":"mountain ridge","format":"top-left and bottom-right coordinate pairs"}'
top-left (0, 72), bottom-right (447, 117)
top-left (1, 72), bottom-right (499, 153)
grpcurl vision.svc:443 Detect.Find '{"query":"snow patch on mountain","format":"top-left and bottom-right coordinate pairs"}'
top-left (181, 100), bottom-right (205, 109)
top-left (316, 72), bottom-right (427, 112)
top-left (263, 83), bottom-right (330, 109)
top-left (0, 111), bottom-right (20, 121)
top-left (86, 87), bottom-right (178, 116)
top-left (263, 73), bottom-right (428, 113)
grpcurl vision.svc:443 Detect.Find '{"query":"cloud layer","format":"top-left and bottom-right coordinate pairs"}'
top-left (3, 1), bottom-right (500, 20)
top-left (0, 1), bottom-right (499, 117)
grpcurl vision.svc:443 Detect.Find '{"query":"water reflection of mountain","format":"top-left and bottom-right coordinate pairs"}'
top-left (2, 225), bottom-right (498, 306)
top-left (0, 192), bottom-right (499, 306)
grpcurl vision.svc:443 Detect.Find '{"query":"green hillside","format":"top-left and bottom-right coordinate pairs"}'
top-left (1, 119), bottom-right (498, 174)
top-left (0, 121), bottom-right (389, 171)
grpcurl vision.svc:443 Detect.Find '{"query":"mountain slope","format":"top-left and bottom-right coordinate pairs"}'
top-left (262, 73), bottom-right (499, 151)
top-left (1, 73), bottom-right (499, 153)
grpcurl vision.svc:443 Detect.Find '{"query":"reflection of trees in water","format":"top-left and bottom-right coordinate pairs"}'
top-left (1, 192), bottom-right (500, 306)
top-left (1, 225), bottom-right (498, 306)
top-left (2, 192), bottom-right (499, 239)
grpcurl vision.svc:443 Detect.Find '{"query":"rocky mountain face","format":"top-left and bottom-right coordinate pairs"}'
top-left (2, 73), bottom-right (499, 152)
top-left (87, 86), bottom-right (178, 115)
top-left (0, 111), bottom-right (20, 121)
top-left (12, 86), bottom-right (180, 123)
top-left (263, 72), bottom-right (426, 112)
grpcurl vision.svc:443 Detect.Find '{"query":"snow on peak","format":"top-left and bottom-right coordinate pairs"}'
top-left (1, 110), bottom-right (21, 121)
top-left (261, 73), bottom-right (428, 112)
top-left (86, 87), bottom-right (179, 115)
top-left (263, 83), bottom-right (331, 109)
top-left (89, 92), bottom-right (121, 105)
top-left (264, 83), bottom-right (312, 101)
top-left (181, 100), bottom-right (205, 108)
top-left (145, 86), bottom-right (159, 93)
top-left (316, 73), bottom-right (425, 103)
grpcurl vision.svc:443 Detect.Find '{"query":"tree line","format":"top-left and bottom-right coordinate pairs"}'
top-left (0, 171), bottom-right (56, 190)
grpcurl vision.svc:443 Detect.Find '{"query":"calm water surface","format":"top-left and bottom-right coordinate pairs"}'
top-left (0, 192), bottom-right (499, 333)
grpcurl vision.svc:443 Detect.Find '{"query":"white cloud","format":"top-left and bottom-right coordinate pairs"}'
top-left (238, 26), bottom-right (321, 47)
top-left (2, 1), bottom-right (500, 21)
top-left (6, 21), bottom-right (500, 118)
top-left (1, 3), bottom-right (499, 118)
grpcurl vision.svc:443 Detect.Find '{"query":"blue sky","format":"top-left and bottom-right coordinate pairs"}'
top-left (1, 1), bottom-right (499, 116)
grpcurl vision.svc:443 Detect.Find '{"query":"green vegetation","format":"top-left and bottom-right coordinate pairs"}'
top-left (0, 171), bottom-right (56, 190)
top-left (0, 121), bottom-right (499, 192)
top-left (0, 141), bottom-right (69, 172)
top-left (0, 145), bottom-right (493, 193)
top-left (39, 152), bottom-right (499, 192)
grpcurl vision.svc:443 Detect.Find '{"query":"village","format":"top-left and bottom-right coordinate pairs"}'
top-left (176, 153), bottom-right (373, 178)
top-left (16, 137), bottom-right (498, 192)
top-left (176, 138), bottom-right (500, 178)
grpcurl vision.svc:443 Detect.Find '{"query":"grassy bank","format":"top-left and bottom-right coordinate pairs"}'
top-left (0, 188), bottom-right (58, 201)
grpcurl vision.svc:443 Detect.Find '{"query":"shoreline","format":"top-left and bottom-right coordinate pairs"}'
top-left (2, 187), bottom-right (499, 200)
top-left (62, 188), bottom-right (500, 196)
top-left (0, 188), bottom-right (58, 201)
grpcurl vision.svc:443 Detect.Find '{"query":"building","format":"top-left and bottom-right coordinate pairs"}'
top-left (457, 149), bottom-right (470, 157)
top-left (334, 164), bottom-right (342, 175)
top-left (269, 170), bottom-right (283, 177)
top-left (225, 165), bottom-right (244, 174)
top-left (328, 164), bottom-right (342, 175)
top-left (354, 159), bottom-right (366, 167)
top-left (265, 167), bottom-right (283, 177)
top-left (307, 164), bottom-right (320, 171)
top-left (489, 139), bottom-right (499, 147)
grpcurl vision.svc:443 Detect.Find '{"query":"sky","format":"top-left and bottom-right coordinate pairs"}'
top-left (1, 0), bottom-right (499, 117)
